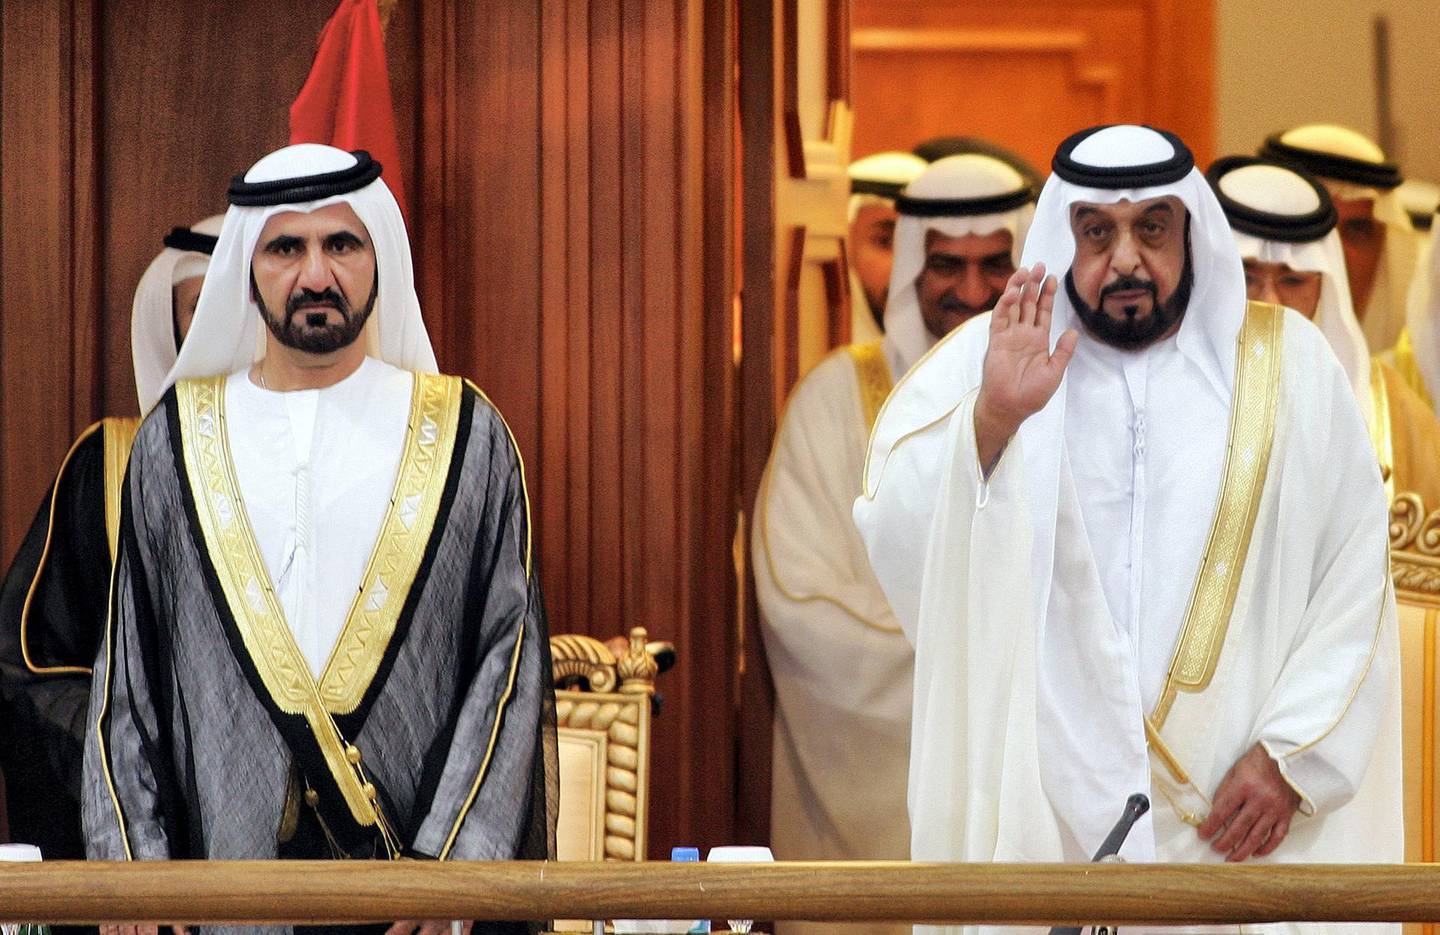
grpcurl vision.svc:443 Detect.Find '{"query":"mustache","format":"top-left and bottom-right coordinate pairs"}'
top-left (937, 291), bottom-right (1001, 315)
top-left (1099, 276), bottom-right (1159, 311)
top-left (286, 287), bottom-right (350, 319)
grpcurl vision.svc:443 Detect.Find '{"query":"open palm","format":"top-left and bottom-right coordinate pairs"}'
top-left (977, 263), bottom-right (1078, 437)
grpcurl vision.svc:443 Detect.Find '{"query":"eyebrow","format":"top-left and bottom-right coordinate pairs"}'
top-left (929, 249), bottom-right (1011, 263)
top-left (325, 230), bottom-right (365, 246)
top-left (262, 234), bottom-right (304, 252)
top-left (1141, 203), bottom-right (1176, 218)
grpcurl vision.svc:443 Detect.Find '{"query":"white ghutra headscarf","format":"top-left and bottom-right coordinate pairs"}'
top-left (132, 215), bottom-right (223, 413)
top-left (1260, 123), bottom-right (1420, 352)
top-left (152, 144), bottom-right (437, 412)
top-left (882, 153), bottom-right (1036, 378)
top-left (1210, 156), bottom-right (1372, 426)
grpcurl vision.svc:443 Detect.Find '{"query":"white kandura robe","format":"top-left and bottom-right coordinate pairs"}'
top-left (226, 355), bottom-right (410, 675)
top-left (854, 306), bottom-right (1402, 935)
top-left (754, 346), bottom-right (913, 935)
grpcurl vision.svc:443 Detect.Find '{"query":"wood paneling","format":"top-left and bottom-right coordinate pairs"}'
top-left (0, 0), bottom-right (100, 562)
top-left (734, 0), bottom-right (853, 848)
top-left (851, 0), bottom-right (1216, 171)
top-left (0, 0), bottom-right (740, 857)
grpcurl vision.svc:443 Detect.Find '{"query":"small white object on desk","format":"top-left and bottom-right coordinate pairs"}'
top-left (706, 846), bottom-right (774, 934)
top-left (0, 845), bottom-right (46, 935)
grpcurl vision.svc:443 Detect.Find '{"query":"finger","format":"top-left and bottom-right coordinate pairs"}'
top-left (1227, 812), bottom-right (1276, 862)
top-left (1255, 812), bottom-right (1291, 858)
top-left (1211, 800), bottom-right (1260, 854)
top-left (1017, 265), bottom-right (1045, 328)
top-left (992, 268), bottom-right (1028, 330)
top-left (1199, 791), bottom-right (1242, 840)
top-left (1198, 773), bottom-right (1245, 839)
top-left (386, 922), bottom-right (418, 935)
top-left (1046, 329), bottom-right (1079, 378)
top-left (1035, 275), bottom-right (1059, 334)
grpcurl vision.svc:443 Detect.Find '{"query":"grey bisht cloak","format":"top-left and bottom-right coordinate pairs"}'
top-left (82, 374), bottom-right (557, 932)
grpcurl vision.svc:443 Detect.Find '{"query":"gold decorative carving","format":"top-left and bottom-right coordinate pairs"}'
top-left (618, 627), bottom-right (660, 696)
top-left (1390, 492), bottom-right (1440, 609)
top-left (550, 634), bottom-right (619, 694)
top-left (550, 627), bottom-right (672, 866)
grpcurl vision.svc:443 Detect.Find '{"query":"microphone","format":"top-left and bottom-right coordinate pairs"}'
top-left (1048, 793), bottom-right (1151, 935)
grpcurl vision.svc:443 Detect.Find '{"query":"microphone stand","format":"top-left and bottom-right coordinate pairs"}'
top-left (1047, 793), bottom-right (1150, 935)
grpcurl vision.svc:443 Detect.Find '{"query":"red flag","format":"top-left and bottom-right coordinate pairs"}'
top-left (289, 0), bottom-right (408, 222)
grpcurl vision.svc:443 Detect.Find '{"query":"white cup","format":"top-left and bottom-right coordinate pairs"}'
top-left (706, 846), bottom-right (774, 933)
top-left (0, 846), bottom-right (43, 935)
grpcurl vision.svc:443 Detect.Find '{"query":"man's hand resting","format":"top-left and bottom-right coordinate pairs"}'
top-left (1197, 742), bottom-right (1302, 862)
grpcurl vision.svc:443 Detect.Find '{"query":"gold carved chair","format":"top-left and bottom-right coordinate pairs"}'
top-left (550, 627), bottom-right (673, 864)
top-left (1391, 494), bottom-right (1440, 895)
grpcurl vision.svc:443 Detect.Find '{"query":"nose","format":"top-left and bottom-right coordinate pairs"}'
top-left (1256, 277), bottom-right (1282, 306)
top-left (296, 243), bottom-right (338, 293)
top-left (1110, 230), bottom-right (1142, 276)
top-left (957, 264), bottom-right (990, 309)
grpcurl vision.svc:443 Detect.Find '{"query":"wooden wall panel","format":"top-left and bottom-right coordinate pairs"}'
top-left (851, 0), bottom-right (1215, 171)
top-left (733, 0), bottom-right (853, 849)
top-left (0, 0), bottom-right (99, 564)
top-left (0, 0), bottom-right (741, 857)
top-left (96, 1), bottom-right (341, 418)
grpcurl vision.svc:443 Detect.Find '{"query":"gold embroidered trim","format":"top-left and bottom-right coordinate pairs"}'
top-left (95, 553), bottom-right (134, 859)
top-left (440, 383), bottom-right (535, 859)
top-left (103, 416), bottom-right (141, 563)
top-left (319, 374), bottom-right (462, 713)
top-left (1151, 301), bottom-right (1284, 728)
top-left (1370, 362), bottom-right (1394, 501)
top-left (861, 312), bottom-right (988, 499)
top-left (177, 372), bottom-right (461, 825)
top-left (1144, 717), bottom-right (1192, 786)
top-left (1283, 576), bottom-right (1389, 758)
top-left (846, 339), bottom-right (894, 434)
top-left (20, 421), bottom-right (105, 677)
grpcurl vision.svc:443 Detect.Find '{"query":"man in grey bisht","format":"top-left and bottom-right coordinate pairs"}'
top-left (82, 144), bottom-right (556, 935)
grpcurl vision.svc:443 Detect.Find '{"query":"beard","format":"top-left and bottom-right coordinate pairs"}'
top-left (253, 275), bottom-right (378, 355)
top-left (1066, 250), bottom-right (1194, 351)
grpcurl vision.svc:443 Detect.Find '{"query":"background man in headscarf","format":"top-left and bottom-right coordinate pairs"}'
top-left (1260, 124), bottom-right (1422, 353)
top-left (0, 217), bottom-right (217, 866)
top-left (81, 145), bottom-right (556, 935)
top-left (846, 151), bottom-right (927, 343)
top-left (1386, 208), bottom-right (1440, 409)
top-left (912, 135), bottom-right (1044, 195)
top-left (1209, 156), bottom-right (1440, 507)
top-left (755, 153), bottom-right (1033, 935)
top-left (855, 125), bottom-right (1401, 935)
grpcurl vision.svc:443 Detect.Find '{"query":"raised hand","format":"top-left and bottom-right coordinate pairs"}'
top-left (974, 264), bottom-right (1078, 473)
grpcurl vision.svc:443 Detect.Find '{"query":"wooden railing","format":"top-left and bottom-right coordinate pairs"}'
top-left (1, 862), bottom-right (1439, 926)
